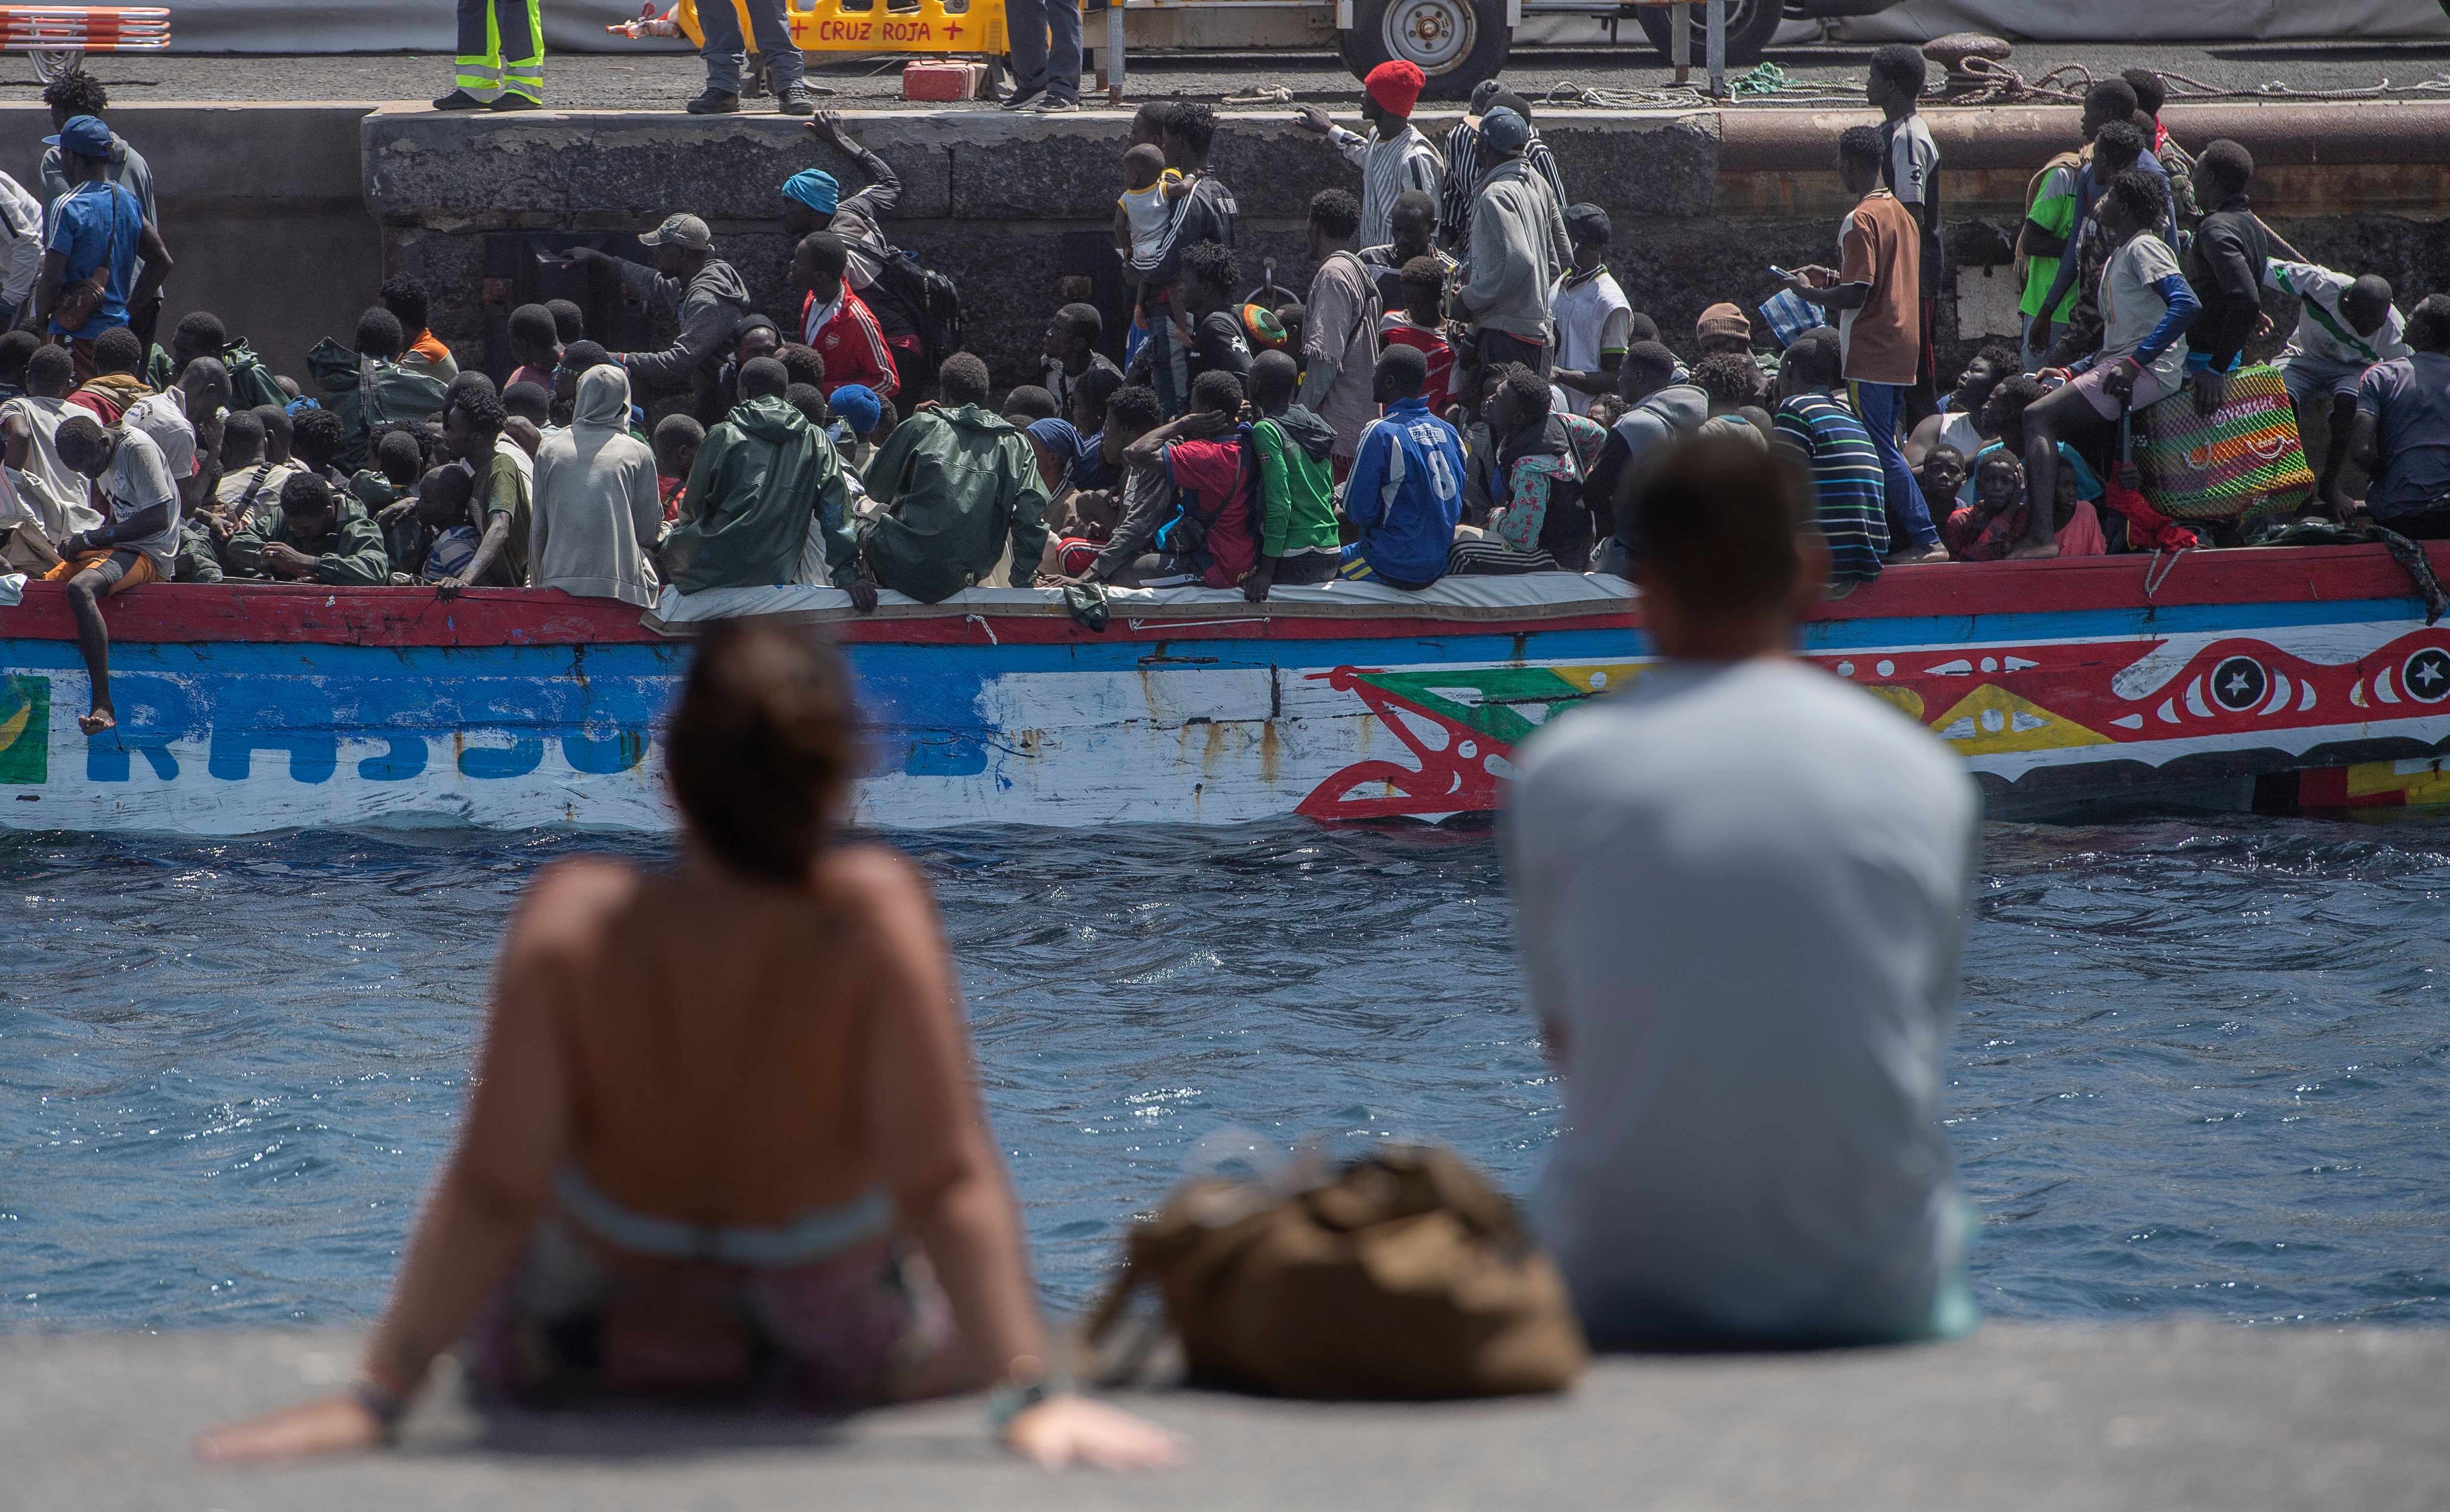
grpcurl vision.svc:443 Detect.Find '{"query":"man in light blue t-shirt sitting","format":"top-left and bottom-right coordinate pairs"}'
top-left (1507, 431), bottom-right (1979, 1347)
top-left (35, 115), bottom-right (170, 383)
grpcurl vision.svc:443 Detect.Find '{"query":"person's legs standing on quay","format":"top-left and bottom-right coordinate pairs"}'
top-left (437, 0), bottom-right (543, 113)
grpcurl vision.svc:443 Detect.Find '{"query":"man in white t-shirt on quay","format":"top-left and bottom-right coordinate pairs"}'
top-left (1507, 431), bottom-right (1979, 1347)
top-left (1549, 203), bottom-right (1631, 409)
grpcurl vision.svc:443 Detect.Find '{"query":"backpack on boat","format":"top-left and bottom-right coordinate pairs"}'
top-left (147, 338), bottom-right (288, 412)
top-left (2130, 363), bottom-right (2314, 525)
top-left (306, 339), bottom-right (451, 473)
top-left (1080, 1144), bottom-right (1588, 1401)
top-left (868, 248), bottom-right (962, 373)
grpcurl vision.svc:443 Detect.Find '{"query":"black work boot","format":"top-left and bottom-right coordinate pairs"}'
top-left (432, 89), bottom-right (489, 111)
top-left (778, 84), bottom-right (816, 116)
top-left (489, 93), bottom-right (541, 111)
top-left (687, 89), bottom-right (741, 114)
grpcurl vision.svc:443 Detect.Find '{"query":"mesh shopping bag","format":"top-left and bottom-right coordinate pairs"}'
top-left (2130, 364), bottom-right (2315, 522)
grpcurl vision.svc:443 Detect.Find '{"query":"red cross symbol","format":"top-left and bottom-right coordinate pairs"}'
top-left (946, 22), bottom-right (963, 36)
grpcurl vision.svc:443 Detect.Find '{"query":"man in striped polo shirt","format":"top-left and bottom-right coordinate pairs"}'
top-left (1769, 328), bottom-right (1888, 586)
top-left (1296, 62), bottom-right (1445, 251)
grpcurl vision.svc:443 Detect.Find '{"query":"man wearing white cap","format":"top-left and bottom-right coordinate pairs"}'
top-left (563, 214), bottom-right (753, 424)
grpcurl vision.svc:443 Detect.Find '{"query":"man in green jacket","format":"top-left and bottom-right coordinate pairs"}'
top-left (857, 353), bottom-right (1049, 606)
top-left (225, 472), bottom-right (392, 585)
top-left (1244, 348), bottom-right (1343, 601)
top-left (663, 356), bottom-right (855, 598)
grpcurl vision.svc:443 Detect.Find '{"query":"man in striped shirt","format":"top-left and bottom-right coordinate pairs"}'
top-left (1297, 61), bottom-right (1445, 250)
top-left (1435, 83), bottom-right (1569, 268)
top-left (1770, 328), bottom-right (1887, 585)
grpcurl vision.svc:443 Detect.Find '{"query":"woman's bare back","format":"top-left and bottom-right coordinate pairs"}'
top-left (518, 845), bottom-right (918, 1227)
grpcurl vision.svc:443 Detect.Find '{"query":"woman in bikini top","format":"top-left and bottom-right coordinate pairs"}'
top-left (195, 619), bottom-right (1182, 1472)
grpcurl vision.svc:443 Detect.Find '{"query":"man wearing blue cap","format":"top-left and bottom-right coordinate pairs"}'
top-left (432, 0), bottom-right (543, 112)
top-left (783, 113), bottom-right (924, 377)
top-left (35, 115), bottom-right (171, 383)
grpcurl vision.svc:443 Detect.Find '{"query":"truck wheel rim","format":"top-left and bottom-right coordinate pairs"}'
top-left (1383, 0), bottom-right (1473, 73)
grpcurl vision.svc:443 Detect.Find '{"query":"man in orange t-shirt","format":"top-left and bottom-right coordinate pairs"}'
top-left (1780, 125), bottom-right (1944, 563)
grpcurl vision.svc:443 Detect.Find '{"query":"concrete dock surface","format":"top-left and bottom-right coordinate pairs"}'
top-left (11, 1323), bottom-right (2449, 1510)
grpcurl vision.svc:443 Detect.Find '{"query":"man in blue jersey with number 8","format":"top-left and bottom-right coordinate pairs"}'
top-left (1338, 344), bottom-right (1465, 589)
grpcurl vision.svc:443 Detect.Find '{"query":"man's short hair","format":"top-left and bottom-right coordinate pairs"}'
top-left (1969, 341), bottom-right (2020, 379)
top-left (777, 342), bottom-right (825, 390)
top-left (1180, 240), bottom-right (1239, 297)
top-left (1781, 327), bottom-right (1843, 388)
top-left (2103, 167), bottom-right (2169, 230)
top-left (738, 356), bottom-right (789, 400)
top-left (2194, 139), bottom-right (2253, 196)
top-left (419, 462), bottom-right (473, 508)
top-left (2406, 293), bottom-right (2450, 352)
top-left (783, 381), bottom-right (829, 426)
top-left (797, 229), bottom-right (850, 277)
top-left (93, 325), bottom-right (142, 376)
top-left (1373, 342), bottom-right (1427, 401)
top-left (561, 339), bottom-right (611, 375)
top-left (379, 273), bottom-right (430, 335)
top-left (0, 328), bottom-right (39, 384)
top-left (507, 303), bottom-right (558, 353)
top-left (1162, 101), bottom-right (1216, 155)
top-left (55, 412), bottom-right (107, 467)
top-left (1626, 312), bottom-right (1662, 346)
top-left (1389, 189), bottom-right (1436, 235)
top-left (652, 412), bottom-right (705, 471)
top-left (253, 399), bottom-right (293, 446)
top-left (2091, 119), bottom-right (2146, 174)
top-left (1496, 363), bottom-right (1550, 425)
top-left (1623, 340), bottom-right (1680, 392)
top-left (293, 407), bottom-right (346, 470)
top-left (2121, 66), bottom-right (2167, 117)
top-left (1308, 188), bottom-right (1361, 241)
top-left (280, 471), bottom-right (335, 515)
top-left (355, 306), bottom-right (406, 361)
top-left (502, 381), bottom-right (552, 423)
top-left (375, 426), bottom-right (425, 485)
top-left (545, 299), bottom-right (586, 343)
top-left (1690, 352), bottom-right (1762, 408)
top-left (221, 406), bottom-right (266, 453)
top-left (1636, 434), bottom-right (1812, 618)
top-left (1983, 373), bottom-right (2050, 446)
top-left (1399, 255), bottom-right (1445, 315)
top-left (1837, 124), bottom-right (1885, 171)
top-left (938, 352), bottom-right (991, 408)
top-left (1105, 383), bottom-right (1162, 439)
top-left (1869, 43), bottom-right (1926, 98)
top-left (1054, 301), bottom-right (1102, 344)
top-left (42, 67), bottom-right (106, 119)
top-left (172, 309), bottom-right (227, 356)
top-left (448, 384), bottom-right (506, 438)
top-left (2082, 78), bottom-right (2139, 128)
top-left (1248, 347), bottom-right (1298, 409)
top-left (1075, 364), bottom-right (1124, 424)
top-left (1002, 384), bottom-right (1058, 422)
top-left (1189, 367), bottom-right (1244, 416)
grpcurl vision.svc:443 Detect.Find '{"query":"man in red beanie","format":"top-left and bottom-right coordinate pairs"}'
top-left (1296, 60), bottom-right (1446, 250)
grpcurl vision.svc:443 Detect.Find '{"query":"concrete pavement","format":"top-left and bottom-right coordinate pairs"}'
top-left (11, 1323), bottom-right (2450, 1510)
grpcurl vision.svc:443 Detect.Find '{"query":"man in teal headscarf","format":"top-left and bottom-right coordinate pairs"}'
top-left (781, 112), bottom-right (920, 374)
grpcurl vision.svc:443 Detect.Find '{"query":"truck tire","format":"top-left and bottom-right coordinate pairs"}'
top-left (1633, 0), bottom-right (1785, 71)
top-left (1340, 0), bottom-right (1511, 102)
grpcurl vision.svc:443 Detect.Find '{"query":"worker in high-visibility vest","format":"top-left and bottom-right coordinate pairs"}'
top-left (434, 0), bottom-right (545, 112)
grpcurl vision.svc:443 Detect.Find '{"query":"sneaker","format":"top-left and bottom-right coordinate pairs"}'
top-left (686, 89), bottom-right (740, 115)
top-left (778, 84), bottom-right (816, 116)
top-left (1034, 97), bottom-right (1081, 113)
top-left (431, 89), bottom-right (489, 111)
top-left (998, 85), bottom-right (1042, 111)
top-left (489, 93), bottom-right (541, 112)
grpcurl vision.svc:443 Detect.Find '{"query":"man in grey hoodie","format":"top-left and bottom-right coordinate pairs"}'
top-left (564, 214), bottom-right (753, 427)
top-left (1587, 341), bottom-right (1709, 578)
top-left (1453, 107), bottom-right (1566, 384)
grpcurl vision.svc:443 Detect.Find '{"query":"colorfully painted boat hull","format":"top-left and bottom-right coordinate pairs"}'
top-left (4, 544), bottom-right (2450, 833)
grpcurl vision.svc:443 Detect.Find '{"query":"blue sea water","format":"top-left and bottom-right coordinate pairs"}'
top-left (4, 816), bottom-right (2446, 1331)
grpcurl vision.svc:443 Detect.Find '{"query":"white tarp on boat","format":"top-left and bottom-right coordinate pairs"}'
top-left (648, 573), bottom-right (1637, 630)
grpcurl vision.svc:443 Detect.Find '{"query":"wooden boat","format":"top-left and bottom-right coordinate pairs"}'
top-left (5, 545), bottom-right (2450, 834)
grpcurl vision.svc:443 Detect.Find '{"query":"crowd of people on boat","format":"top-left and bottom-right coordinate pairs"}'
top-left (6, 56), bottom-right (2450, 728)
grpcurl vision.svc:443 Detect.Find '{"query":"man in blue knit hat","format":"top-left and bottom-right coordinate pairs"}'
top-left (782, 113), bottom-right (923, 378)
